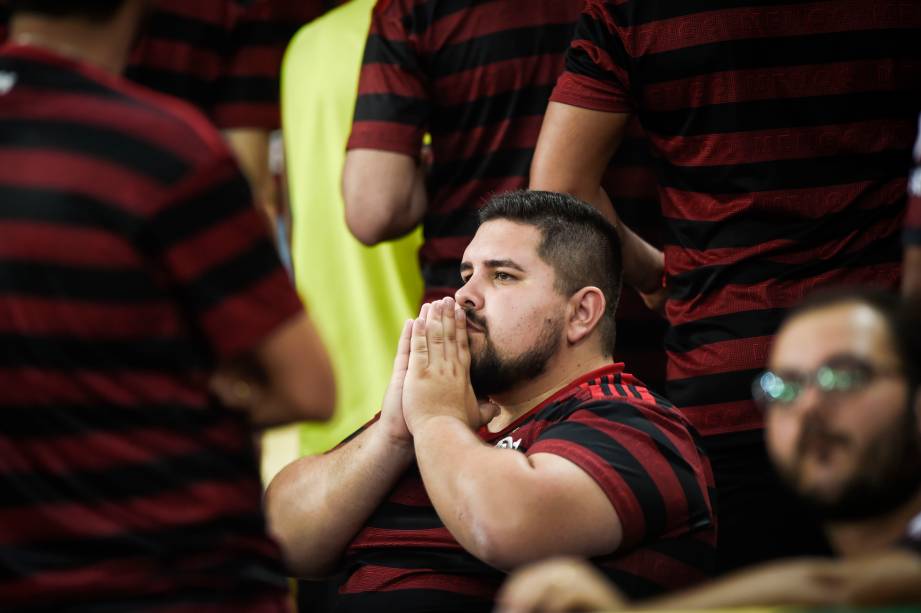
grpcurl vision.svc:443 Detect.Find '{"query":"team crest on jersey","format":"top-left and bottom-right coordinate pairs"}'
top-left (495, 436), bottom-right (521, 450)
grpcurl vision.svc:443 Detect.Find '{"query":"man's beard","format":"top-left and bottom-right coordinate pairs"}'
top-left (778, 396), bottom-right (921, 522)
top-left (467, 310), bottom-right (562, 397)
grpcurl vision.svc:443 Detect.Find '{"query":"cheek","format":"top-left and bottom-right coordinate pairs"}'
top-left (766, 414), bottom-right (799, 464)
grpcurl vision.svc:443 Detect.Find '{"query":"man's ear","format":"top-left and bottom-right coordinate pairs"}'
top-left (566, 287), bottom-right (606, 346)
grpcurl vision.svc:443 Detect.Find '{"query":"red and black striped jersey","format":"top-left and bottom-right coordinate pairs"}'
top-left (0, 44), bottom-right (302, 610)
top-left (126, 0), bottom-right (339, 130)
top-left (346, 0), bottom-right (584, 302)
top-left (337, 364), bottom-right (716, 612)
top-left (908, 115), bottom-right (921, 247)
top-left (551, 0), bottom-right (921, 438)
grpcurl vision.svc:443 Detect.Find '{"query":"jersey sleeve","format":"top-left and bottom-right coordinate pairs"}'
top-left (906, 114), bottom-right (921, 246)
top-left (145, 152), bottom-right (303, 361)
top-left (346, 0), bottom-right (430, 157)
top-left (527, 399), bottom-right (714, 550)
top-left (549, 0), bottom-right (634, 114)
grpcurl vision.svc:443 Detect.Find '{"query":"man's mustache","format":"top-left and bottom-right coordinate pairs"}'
top-left (796, 416), bottom-right (850, 459)
top-left (464, 309), bottom-right (488, 333)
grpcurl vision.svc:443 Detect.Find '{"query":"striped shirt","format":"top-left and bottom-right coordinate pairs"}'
top-left (127, 0), bottom-right (339, 130)
top-left (336, 364), bottom-right (716, 612)
top-left (0, 44), bottom-right (301, 610)
top-left (346, 0), bottom-right (584, 302)
top-left (551, 0), bottom-right (921, 437)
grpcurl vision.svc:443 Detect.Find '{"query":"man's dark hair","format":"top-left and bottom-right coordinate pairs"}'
top-left (478, 190), bottom-right (623, 357)
top-left (786, 288), bottom-right (921, 396)
top-left (9, 0), bottom-right (126, 20)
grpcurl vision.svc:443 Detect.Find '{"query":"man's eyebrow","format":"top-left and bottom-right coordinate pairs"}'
top-left (484, 259), bottom-right (525, 271)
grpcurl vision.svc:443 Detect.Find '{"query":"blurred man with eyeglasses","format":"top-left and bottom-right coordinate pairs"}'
top-left (497, 288), bottom-right (921, 611)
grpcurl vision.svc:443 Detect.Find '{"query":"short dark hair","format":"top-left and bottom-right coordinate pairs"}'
top-left (9, 0), bottom-right (126, 20)
top-left (478, 190), bottom-right (623, 356)
top-left (784, 288), bottom-right (921, 395)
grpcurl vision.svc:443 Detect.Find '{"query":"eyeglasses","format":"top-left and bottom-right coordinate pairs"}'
top-left (752, 355), bottom-right (903, 409)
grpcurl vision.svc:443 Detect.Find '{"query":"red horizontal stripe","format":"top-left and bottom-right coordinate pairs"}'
top-left (648, 119), bottom-right (913, 167)
top-left (419, 235), bottom-right (479, 266)
top-left (427, 1), bottom-right (579, 48)
top-left (143, 0), bottom-right (227, 25)
top-left (645, 60), bottom-right (918, 111)
top-left (220, 46), bottom-right (281, 79)
top-left (0, 296), bottom-right (182, 339)
top-left (1, 88), bottom-right (215, 165)
top-left (341, 564), bottom-right (498, 598)
top-left (0, 368), bottom-right (209, 408)
top-left (355, 62), bottom-right (427, 98)
top-left (131, 38), bottom-right (223, 80)
top-left (628, 0), bottom-right (920, 57)
top-left (665, 212), bottom-right (903, 275)
top-left (666, 262), bottom-right (901, 327)
top-left (433, 53), bottom-right (565, 106)
top-left (389, 476), bottom-right (434, 506)
top-left (0, 148), bottom-right (165, 214)
top-left (667, 336), bottom-right (773, 381)
top-left (0, 221), bottom-right (139, 267)
top-left (211, 102), bottom-right (278, 130)
top-left (433, 115), bottom-right (542, 163)
top-left (0, 421), bottom-right (246, 474)
top-left (200, 267), bottom-right (302, 360)
top-left (550, 70), bottom-right (634, 114)
top-left (0, 477), bottom-right (262, 544)
top-left (431, 175), bottom-right (528, 216)
top-left (660, 178), bottom-right (906, 223)
top-left (347, 121), bottom-right (423, 157)
top-left (677, 399), bottom-right (763, 436)
top-left (165, 206), bottom-right (267, 282)
top-left (349, 526), bottom-right (458, 550)
top-left (604, 546), bottom-right (708, 590)
top-left (909, 195), bottom-right (921, 229)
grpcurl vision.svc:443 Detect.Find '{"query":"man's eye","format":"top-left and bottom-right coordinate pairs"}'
top-left (495, 271), bottom-right (514, 281)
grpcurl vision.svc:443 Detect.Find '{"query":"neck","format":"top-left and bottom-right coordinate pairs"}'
top-left (10, 8), bottom-right (136, 75)
top-left (486, 351), bottom-right (612, 432)
top-left (826, 487), bottom-right (921, 556)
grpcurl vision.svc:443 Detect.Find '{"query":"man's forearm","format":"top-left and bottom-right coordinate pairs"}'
top-left (903, 245), bottom-right (921, 302)
top-left (265, 421), bottom-right (414, 577)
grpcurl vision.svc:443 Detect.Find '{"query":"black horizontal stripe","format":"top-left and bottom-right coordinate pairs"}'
top-left (184, 239), bottom-right (282, 313)
top-left (126, 66), bottom-right (213, 109)
top-left (230, 20), bottom-right (300, 47)
top-left (140, 11), bottom-right (225, 50)
top-left (333, 588), bottom-right (492, 613)
top-left (0, 403), bottom-right (226, 438)
top-left (430, 146), bottom-right (532, 188)
top-left (643, 92), bottom-right (919, 138)
top-left (421, 259), bottom-right (465, 291)
top-left (615, 319), bottom-right (668, 352)
top-left (0, 119), bottom-right (189, 185)
top-left (215, 76), bottom-right (278, 104)
top-left (0, 262), bottom-right (162, 302)
top-left (668, 367), bottom-right (764, 407)
top-left (0, 513), bottom-right (267, 574)
top-left (538, 419), bottom-right (667, 540)
top-left (663, 193), bottom-right (906, 251)
top-left (609, 138), bottom-right (657, 166)
top-left (424, 207), bottom-right (480, 240)
top-left (0, 185), bottom-right (141, 234)
top-left (0, 448), bottom-right (257, 507)
top-left (567, 10), bottom-right (633, 86)
top-left (433, 85), bottom-right (554, 134)
top-left (361, 34), bottom-right (425, 74)
top-left (531, 396), bottom-right (587, 426)
top-left (666, 307), bottom-right (787, 355)
top-left (668, 232), bottom-right (901, 302)
top-left (647, 536), bottom-right (718, 570)
top-left (365, 502), bottom-right (445, 531)
top-left (353, 93), bottom-right (429, 126)
top-left (144, 171), bottom-right (252, 251)
top-left (638, 29), bottom-right (921, 85)
top-left (0, 335), bottom-right (206, 372)
top-left (432, 24), bottom-right (575, 78)
top-left (406, 0), bottom-right (495, 36)
top-left (595, 565), bottom-right (665, 599)
top-left (608, 0), bottom-right (826, 28)
top-left (345, 548), bottom-right (495, 574)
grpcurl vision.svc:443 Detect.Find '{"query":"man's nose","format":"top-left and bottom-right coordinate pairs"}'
top-left (455, 279), bottom-right (481, 310)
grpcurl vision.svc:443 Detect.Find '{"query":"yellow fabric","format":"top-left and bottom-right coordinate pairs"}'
top-left (281, 0), bottom-right (423, 455)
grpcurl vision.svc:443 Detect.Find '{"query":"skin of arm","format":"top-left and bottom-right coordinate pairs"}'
top-left (224, 128), bottom-right (277, 228)
top-left (402, 299), bottom-right (622, 571)
top-left (903, 246), bottom-right (921, 302)
top-left (497, 551), bottom-right (921, 612)
top-left (530, 102), bottom-right (665, 305)
top-left (262, 320), bottom-right (418, 577)
top-left (342, 148), bottom-right (428, 246)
